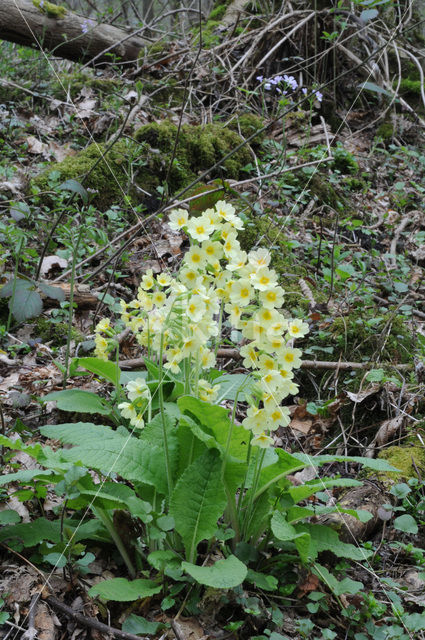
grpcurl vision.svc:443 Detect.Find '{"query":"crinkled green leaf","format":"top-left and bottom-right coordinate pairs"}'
top-left (89, 578), bottom-right (161, 601)
top-left (271, 511), bottom-right (311, 563)
top-left (40, 423), bottom-right (169, 494)
top-left (178, 396), bottom-right (247, 461)
top-left (0, 278), bottom-right (32, 298)
top-left (292, 453), bottom-right (399, 473)
top-left (122, 614), bottom-right (165, 635)
top-left (0, 469), bottom-right (54, 486)
top-left (182, 554), bottom-right (247, 588)
top-left (297, 523), bottom-right (373, 561)
top-left (288, 478), bottom-right (361, 502)
top-left (0, 510), bottom-right (20, 525)
top-left (0, 517), bottom-right (108, 547)
top-left (170, 449), bottom-right (227, 562)
top-left (42, 390), bottom-right (112, 416)
top-left (214, 373), bottom-right (255, 402)
top-left (77, 357), bottom-right (121, 387)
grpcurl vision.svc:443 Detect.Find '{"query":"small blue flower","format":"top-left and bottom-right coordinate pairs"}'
top-left (256, 75), bottom-right (264, 82)
top-left (302, 87), bottom-right (308, 95)
top-left (264, 82), bottom-right (272, 91)
top-left (315, 90), bottom-right (323, 102)
top-left (39, 0), bottom-right (44, 6)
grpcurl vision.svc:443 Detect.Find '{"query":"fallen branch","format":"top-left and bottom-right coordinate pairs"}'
top-left (119, 353), bottom-right (413, 371)
top-left (45, 596), bottom-right (149, 640)
top-left (0, 0), bottom-right (149, 67)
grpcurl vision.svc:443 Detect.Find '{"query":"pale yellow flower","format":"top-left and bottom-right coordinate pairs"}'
top-left (226, 250), bottom-right (248, 272)
top-left (264, 405), bottom-right (290, 429)
top-left (215, 200), bottom-right (237, 222)
top-left (259, 286), bottom-right (285, 309)
top-left (94, 334), bottom-right (109, 361)
top-left (199, 347), bottom-right (216, 369)
top-left (242, 406), bottom-right (265, 432)
top-left (250, 266), bottom-right (278, 291)
top-left (186, 295), bottom-right (207, 323)
top-left (257, 353), bottom-right (276, 373)
top-left (198, 379), bottom-right (220, 403)
top-left (126, 378), bottom-right (150, 402)
top-left (248, 248), bottom-right (271, 269)
top-left (152, 291), bottom-right (166, 307)
top-left (157, 272), bottom-right (172, 287)
top-left (240, 343), bottom-right (260, 368)
top-left (179, 268), bottom-right (202, 289)
top-left (229, 279), bottom-right (253, 307)
top-left (251, 432), bottom-right (274, 448)
top-left (225, 302), bottom-right (243, 328)
top-left (277, 347), bottom-right (303, 370)
top-left (184, 246), bottom-right (207, 269)
top-left (202, 239), bottom-right (223, 261)
top-left (140, 269), bottom-right (155, 291)
top-left (168, 208), bottom-right (188, 231)
top-left (287, 318), bottom-right (309, 339)
top-left (242, 320), bottom-right (267, 343)
top-left (186, 214), bottom-right (215, 242)
top-left (96, 318), bottom-right (111, 332)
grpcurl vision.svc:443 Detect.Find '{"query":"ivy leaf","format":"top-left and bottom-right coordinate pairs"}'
top-left (394, 514), bottom-right (418, 534)
top-left (10, 286), bottom-right (43, 322)
top-left (0, 510), bottom-right (21, 525)
top-left (37, 282), bottom-right (66, 301)
top-left (170, 449), bottom-right (227, 563)
top-left (122, 614), bottom-right (165, 635)
top-left (89, 578), bottom-right (161, 601)
top-left (182, 555), bottom-right (247, 588)
top-left (246, 569), bottom-right (278, 591)
top-left (58, 179), bottom-right (88, 204)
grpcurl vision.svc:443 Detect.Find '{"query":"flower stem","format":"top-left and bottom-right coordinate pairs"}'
top-left (158, 331), bottom-right (173, 500)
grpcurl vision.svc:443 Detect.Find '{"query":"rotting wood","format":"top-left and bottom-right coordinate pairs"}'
top-left (0, 0), bottom-right (149, 67)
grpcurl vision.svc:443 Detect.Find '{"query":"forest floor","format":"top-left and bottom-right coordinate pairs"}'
top-left (0, 19), bottom-right (425, 640)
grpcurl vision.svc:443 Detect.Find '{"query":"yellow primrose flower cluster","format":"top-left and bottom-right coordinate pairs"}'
top-left (94, 200), bottom-right (308, 446)
top-left (117, 377), bottom-right (151, 429)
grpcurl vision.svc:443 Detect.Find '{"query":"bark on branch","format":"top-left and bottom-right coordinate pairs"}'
top-left (0, 0), bottom-right (149, 67)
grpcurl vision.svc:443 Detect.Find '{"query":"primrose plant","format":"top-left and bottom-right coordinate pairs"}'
top-left (96, 200), bottom-right (308, 449)
top-left (0, 201), bottom-right (396, 604)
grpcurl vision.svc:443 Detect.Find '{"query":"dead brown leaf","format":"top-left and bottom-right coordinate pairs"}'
top-left (346, 384), bottom-right (381, 404)
top-left (297, 572), bottom-right (320, 598)
top-left (26, 135), bottom-right (49, 155)
top-left (34, 601), bottom-right (58, 640)
top-left (40, 255), bottom-right (68, 278)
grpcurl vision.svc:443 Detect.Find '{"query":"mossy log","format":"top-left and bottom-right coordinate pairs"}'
top-left (0, 0), bottom-right (149, 67)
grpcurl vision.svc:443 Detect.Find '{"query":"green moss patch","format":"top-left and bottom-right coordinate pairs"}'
top-left (33, 0), bottom-right (67, 18)
top-left (377, 445), bottom-right (425, 484)
top-left (52, 72), bottom-right (120, 100)
top-left (36, 317), bottom-right (84, 347)
top-left (32, 121), bottom-right (251, 209)
top-left (31, 139), bottom-right (142, 210)
top-left (134, 120), bottom-right (251, 190)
